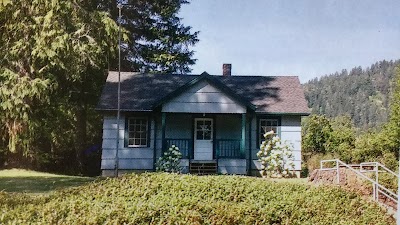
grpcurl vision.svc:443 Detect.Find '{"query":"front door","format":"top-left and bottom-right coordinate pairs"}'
top-left (194, 118), bottom-right (213, 160)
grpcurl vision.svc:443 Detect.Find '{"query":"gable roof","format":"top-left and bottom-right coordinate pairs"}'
top-left (96, 71), bottom-right (310, 115)
top-left (154, 72), bottom-right (256, 110)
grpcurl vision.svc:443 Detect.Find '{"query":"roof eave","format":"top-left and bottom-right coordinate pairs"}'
top-left (152, 72), bottom-right (256, 111)
top-left (95, 108), bottom-right (153, 112)
top-left (255, 111), bottom-right (311, 116)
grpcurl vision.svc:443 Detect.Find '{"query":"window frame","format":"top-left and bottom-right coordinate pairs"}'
top-left (126, 117), bottom-right (150, 148)
top-left (256, 116), bottom-right (281, 148)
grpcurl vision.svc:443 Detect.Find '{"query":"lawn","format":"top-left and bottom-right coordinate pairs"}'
top-left (0, 169), bottom-right (96, 194)
top-left (0, 172), bottom-right (394, 224)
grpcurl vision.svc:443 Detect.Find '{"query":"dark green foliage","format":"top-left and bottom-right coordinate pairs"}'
top-left (304, 59), bottom-right (400, 129)
top-left (0, 173), bottom-right (395, 224)
top-left (351, 67), bottom-right (400, 170)
top-left (303, 63), bottom-right (400, 173)
top-left (327, 116), bottom-right (356, 162)
top-left (0, 0), bottom-right (198, 174)
top-left (302, 115), bottom-right (333, 155)
top-left (102, 0), bottom-right (199, 73)
top-left (0, 1), bottom-right (119, 174)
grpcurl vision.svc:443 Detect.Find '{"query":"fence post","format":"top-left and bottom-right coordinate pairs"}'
top-left (336, 160), bottom-right (340, 184)
top-left (375, 163), bottom-right (379, 201)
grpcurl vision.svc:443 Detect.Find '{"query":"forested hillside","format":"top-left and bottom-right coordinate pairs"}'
top-left (303, 59), bottom-right (400, 129)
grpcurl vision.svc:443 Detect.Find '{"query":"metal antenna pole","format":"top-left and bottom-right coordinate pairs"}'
top-left (115, 4), bottom-right (122, 177)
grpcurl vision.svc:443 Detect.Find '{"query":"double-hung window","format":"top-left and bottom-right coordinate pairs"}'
top-left (259, 118), bottom-right (279, 145)
top-left (127, 117), bottom-right (148, 147)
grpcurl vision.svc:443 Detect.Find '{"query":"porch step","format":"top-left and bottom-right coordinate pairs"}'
top-left (190, 161), bottom-right (217, 175)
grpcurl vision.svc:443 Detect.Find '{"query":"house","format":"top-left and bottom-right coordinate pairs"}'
top-left (96, 64), bottom-right (310, 177)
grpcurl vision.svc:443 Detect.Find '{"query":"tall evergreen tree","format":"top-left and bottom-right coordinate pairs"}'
top-left (0, 0), bottom-right (119, 170)
top-left (0, 0), bottom-right (199, 174)
top-left (101, 0), bottom-right (199, 73)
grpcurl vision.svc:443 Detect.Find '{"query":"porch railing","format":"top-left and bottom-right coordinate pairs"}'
top-left (164, 138), bottom-right (244, 159)
top-left (216, 139), bottom-right (243, 158)
top-left (164, 138), bottom-right (192, 159)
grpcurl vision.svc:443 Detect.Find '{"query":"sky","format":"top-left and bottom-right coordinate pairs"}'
top-left (179, 0), bottom-right (400, 83)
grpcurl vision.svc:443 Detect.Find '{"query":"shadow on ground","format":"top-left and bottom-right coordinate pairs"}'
top-left (0, 176), bottom-right (96, 194)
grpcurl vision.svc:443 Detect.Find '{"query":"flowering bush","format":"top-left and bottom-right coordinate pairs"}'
top-left (257, 130), bottom-right (295, 178)
top-left (156, 145), bottom-right (182, 173)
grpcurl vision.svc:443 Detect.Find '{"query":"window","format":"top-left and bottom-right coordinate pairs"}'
top-left (259, 119), bottom-right (279, 145)
top-left (195, 119), bottom-right (212, 140)
top-left (127, 117), bottom-right (148, 147)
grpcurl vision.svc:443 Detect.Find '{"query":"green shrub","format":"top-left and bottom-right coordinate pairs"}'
top-left (0, 173), bottom-right (394, 224)
top-left (306, 153), bottom-right (336, 172)
top-left (377, 172), bottom-right (398, 192)
top-left (155, 145), bottom-right (182, 173)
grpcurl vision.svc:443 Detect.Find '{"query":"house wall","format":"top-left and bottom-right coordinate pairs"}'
top-left (165, 114), bottom-right (192, 139)
top-left (100, 113), bottom-right (303, 177)
top-left (216, 114), bottom-right (246, 175)
top-left (215, 114), bottom-right (241, 139)
top-left (250, 115), bottom-right (302, 176)
top-left (162, 80), bottom-right (246, 114)
top-left (101, 114), bottom-right (155, 176)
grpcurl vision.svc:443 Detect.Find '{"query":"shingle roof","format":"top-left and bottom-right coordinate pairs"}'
top-left (97, 71), bottom-right (310, 115)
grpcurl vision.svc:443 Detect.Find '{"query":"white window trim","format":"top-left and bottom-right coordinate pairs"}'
top-left (259, 118), bottom-right (279, 145)
top-left (127, 117), bottom-right (148, 147)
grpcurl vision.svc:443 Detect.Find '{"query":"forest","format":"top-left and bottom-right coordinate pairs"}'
top-left (302, 61), bottom-right (400, 176)
top-left (304, 59), bottom-right (400, 130)
top-left (0, 0), bottom-right (198, 175)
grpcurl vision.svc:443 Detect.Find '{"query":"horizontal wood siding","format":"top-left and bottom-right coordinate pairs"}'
top-left (162, 80), bottom-right (246, 113)
top-left (101, 114), bottom-right (155, 171)
top-left (218, 159), bottom-right (246, 174)
top-left (280, 116), bottom-right (302, 171)
top-left (250, 115), bottom-right (303, 172)
top-left (165, 114), bottom-right (192, 139)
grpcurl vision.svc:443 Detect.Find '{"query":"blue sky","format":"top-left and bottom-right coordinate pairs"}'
top-left (179, 0), bottom-right (400, 83)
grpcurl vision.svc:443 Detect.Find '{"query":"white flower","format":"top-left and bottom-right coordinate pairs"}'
top-left (264, 130), bottom-right (274, 138)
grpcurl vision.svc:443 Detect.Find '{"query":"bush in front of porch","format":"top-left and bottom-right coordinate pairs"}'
top-left (155, 145), bottom-right (182, 173)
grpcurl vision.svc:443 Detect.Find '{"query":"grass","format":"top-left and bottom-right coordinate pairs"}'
top-left (0, 169), bottom-right (96, 194)
top-left (0, 173), bottom-right (394, 224)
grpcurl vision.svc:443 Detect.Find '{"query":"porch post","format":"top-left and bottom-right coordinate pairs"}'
top-left (153, 114), bottom-right (157, 171)
top-left (161, 112), bottom-right (166, 153)
top-left (241, 113), bottom-right (246, 158)
top-left (248, 115), bottom-right (253, 175)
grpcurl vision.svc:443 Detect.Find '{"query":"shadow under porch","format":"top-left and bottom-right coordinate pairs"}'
top-left (157, 113), bottom-right (250, 175)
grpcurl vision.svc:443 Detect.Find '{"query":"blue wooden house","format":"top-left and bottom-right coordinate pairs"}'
top-left (97, 65), bottom-right (309, 176)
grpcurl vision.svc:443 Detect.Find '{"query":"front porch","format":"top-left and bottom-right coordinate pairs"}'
top-left (160, 113), bottom-right (248, 174)
top-left (164, 138), bottom-right (244, 160)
